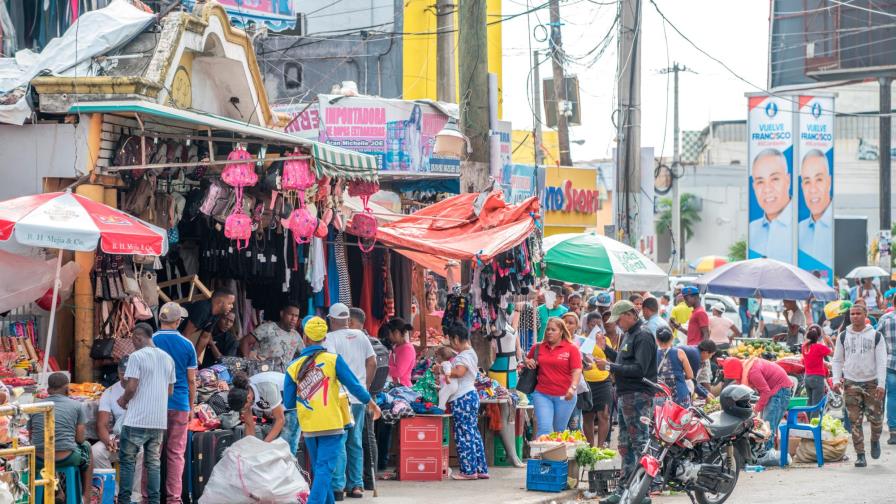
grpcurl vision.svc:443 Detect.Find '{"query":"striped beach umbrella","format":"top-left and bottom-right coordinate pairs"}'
top-left (690, 255), bottom-right (729, 273)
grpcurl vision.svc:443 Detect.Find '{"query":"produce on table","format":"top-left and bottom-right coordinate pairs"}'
top-left (702, 397), bottom-right (721, 414)
top-left (574, 445), bottom-right (618, 469)
top-left (730, 340), bottom-right (792, 360)
top-left (536, 430), bottom-right (588, 443)
top-left (809, 415), bottom-right (848, 437)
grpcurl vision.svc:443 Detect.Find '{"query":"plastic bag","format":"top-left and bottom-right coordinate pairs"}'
top-left (199, 436), bottom-right (309, 504)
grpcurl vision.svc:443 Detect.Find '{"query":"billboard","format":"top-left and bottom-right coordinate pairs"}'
top-left (797, 95), bottom-right (835, 285)
top-left (181, 0), bottom-right (297, 32)
top-left (501, 164), bottom-right (539, 204)
top-left (747, 95), bottom-right (795, 263)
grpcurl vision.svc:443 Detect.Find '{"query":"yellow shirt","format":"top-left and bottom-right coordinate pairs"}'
top-left (583, 340), bottom-right (614, 382)
top-left (670, 302), bottom-right (693, 326)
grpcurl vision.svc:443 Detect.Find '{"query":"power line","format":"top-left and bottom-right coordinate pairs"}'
top-left (831, 0), bottom-right (896, 19)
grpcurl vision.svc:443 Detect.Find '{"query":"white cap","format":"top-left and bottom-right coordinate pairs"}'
top-left (712, 302), bottom-right (726, 314)
top-left (328, 303), bottom-right (350, 320)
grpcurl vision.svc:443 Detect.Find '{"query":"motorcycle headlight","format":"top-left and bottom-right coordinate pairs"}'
top-left (658, 419), bottom-right (679, 443)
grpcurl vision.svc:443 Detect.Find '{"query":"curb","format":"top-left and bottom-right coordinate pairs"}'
top-left (531, 489), bottom-right (581, 503)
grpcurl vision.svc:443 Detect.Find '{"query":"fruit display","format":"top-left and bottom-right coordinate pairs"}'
top-left (575, 446), bottom-right (618, 468)
top-left (810, 415), bottom-right (847, 437)
top-left (730, 340), bottom-right (793, 360)
top-left (702, 397), bottom-right (721, 414)
top-left (536, 430), bottom-right (588, 443)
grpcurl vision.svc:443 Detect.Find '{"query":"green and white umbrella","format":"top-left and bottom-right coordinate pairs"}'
top-left (542, 232), bottom-right (668, 291)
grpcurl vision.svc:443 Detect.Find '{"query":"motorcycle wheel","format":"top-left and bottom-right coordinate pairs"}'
top-left (620, 467), bottom-right (651, 504)
top-left (694, 447), bottom-right (743, 504)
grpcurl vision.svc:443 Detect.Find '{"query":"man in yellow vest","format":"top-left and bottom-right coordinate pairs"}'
top-left (284, 317), bottom-right (381, 504)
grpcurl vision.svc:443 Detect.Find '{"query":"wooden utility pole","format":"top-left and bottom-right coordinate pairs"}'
top-left (458, 0), bottom-right (490, 194)
top-left (616, 0), bottom-right (642, 244)
top-left (532, 50), bottom-right (545, 166)
top-left (549, 0), bottom-right (572, 166)
top-left (659, 62), bottom-right (694, 273)
top-left (436, 0), bottom-right (456, 103)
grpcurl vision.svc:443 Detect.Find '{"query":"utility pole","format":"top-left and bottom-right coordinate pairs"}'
top-left (880, 77), bottom-right (893, 286)
top-left (549, 0), bottom-right (572, 166)
top-left (532, 50), bottom-right (544, 166)
top-left (659, 62), bottom-right (694, 274)
top-left (616, 0), bottom-right (642, 244)
top-left (436, 0), bottom-right (456, 103)
top-left (458, 0), bottom-right (490, 194)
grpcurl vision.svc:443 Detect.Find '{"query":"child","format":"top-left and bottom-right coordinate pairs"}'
top-left (435, 346), bottom-right (458, 410)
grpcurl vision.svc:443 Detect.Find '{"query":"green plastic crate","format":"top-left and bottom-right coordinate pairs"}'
top-left (494, 434), bottom-right (524, 467)
top-left (788, 396), bottom-right (808, 410)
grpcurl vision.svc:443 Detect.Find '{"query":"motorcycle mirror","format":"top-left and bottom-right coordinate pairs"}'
top-left (640, 416), bottom-right (651, 425)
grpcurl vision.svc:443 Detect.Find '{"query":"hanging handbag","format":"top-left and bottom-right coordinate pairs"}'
top-left (516, 344), bottom-right (540, 395)
top-left (281, 152), bottom-right (315, 191)
top-left (136, 264), bottom-right (160, 307)
top-left (122, 264), bottom-right (141, 297)
top-left (131, 296), bottom-right (153, 321)
top-left (348, 210), bottom-right (378, 253)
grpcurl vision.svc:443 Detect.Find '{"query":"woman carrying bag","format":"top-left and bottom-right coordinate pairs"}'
top-left (522, 317), bottom-right (583, 437)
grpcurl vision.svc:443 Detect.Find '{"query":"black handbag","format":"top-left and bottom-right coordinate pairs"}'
top-left (90, 338), bottom-right (115, 360)
top-left (516, 344), bottom-right (540, 394)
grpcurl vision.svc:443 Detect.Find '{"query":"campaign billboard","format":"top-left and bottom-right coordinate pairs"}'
top-left (181, 0), bottom-right (297, 32)
top-left (797, 95), bottom-right (834, 285)
top-left (317, 95), bottom-right (450, 174)
top-left (747, 95), bottom-right (795, 264)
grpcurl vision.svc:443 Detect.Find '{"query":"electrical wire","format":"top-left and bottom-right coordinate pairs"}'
top-left (831, 0), bottom-right (896, 19)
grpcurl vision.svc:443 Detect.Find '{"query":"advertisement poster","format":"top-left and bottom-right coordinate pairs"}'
top-left (747, 95), bottom-right (795, 263)
top-left (181, 0), bottom-right (296, 32)
top-left (317, 95), bottom-right (450, 173)
top-left (797, 95), bottom-right (834, 284)
top-left (501, 164), bottom-right (538, 204)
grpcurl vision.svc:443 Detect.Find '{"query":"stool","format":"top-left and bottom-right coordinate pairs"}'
top-left (35, 465), bottom-right (81, 504)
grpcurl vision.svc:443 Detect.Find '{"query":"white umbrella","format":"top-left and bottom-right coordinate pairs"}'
top-left (845, 266), bottom-right (888, 279)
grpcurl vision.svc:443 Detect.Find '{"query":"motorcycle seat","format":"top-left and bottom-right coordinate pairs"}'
top-left (705, 412), bottom-right (746, 438)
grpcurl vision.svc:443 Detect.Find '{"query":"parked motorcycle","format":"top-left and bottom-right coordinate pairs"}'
top-left (618, 380), bottom-right (760, 504)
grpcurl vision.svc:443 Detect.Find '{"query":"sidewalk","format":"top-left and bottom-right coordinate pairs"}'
top-left (375, 467), bottom-right (580, 504)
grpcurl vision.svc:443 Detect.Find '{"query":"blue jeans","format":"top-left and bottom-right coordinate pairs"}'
top-left (762, 387), bottom-right (792, 450)
top-left (306, 434), bottom-right (343, 504)
top-left (282, 410), bottom-right (301, 455)
top-left (887, 369), bottom-right (896, 431)
top-left (119, 426), bottom-right (164, 504)
top-left (333, 403), bottom-right (365, 491)
top-left (531, 390), bottom-right (577, 437)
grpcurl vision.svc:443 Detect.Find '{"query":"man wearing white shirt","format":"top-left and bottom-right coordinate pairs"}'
top-left (798, 149), bottom-right (833, 265)
top-left (749, 148), bottom-right (793, 262)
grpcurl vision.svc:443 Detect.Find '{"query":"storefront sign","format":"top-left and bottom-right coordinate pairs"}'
top-left (797, 95), bottom-right (834, 285)
top-left (182, 0), bottom-right (297, 32)
top-left (747, 94), bottom-right (795, 264)
top-left (501, 164), bottom-right (538, 204)
top-left (542, 180), bottom-right (601, 213)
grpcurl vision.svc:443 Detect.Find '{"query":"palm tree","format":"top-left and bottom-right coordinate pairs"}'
top-left (655, 193), bottom-right (702, 259)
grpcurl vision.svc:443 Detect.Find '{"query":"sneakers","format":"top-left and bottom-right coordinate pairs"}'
top-left (854, 453), bottom-right (867, 467)
top-left (889, 432), bottom-right (896, 445)
top-left (871, 441), bottom-right (881, 460)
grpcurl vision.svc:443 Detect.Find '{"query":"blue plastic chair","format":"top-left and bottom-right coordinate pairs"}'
top-left (779, 395), bottom-right (827, 467)
top-left (35, 465), bottom-right (81, 504)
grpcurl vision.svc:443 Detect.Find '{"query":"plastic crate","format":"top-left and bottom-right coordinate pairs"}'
top-left (587, 468), bottom-right (622, 496)
top-left (399, 447), bottom-right (449, 481)
top-left (494, 434), bottom-right (523, 467)
top-left (788, 396), bottom-right (808, 409)
top-left (526, 459), bottom-right (568, 493)
top-left (400, 416), bottom-right (449, 450)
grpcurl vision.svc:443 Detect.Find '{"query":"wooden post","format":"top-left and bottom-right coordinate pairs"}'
top-left (73, 113), bottom-right (104, 382)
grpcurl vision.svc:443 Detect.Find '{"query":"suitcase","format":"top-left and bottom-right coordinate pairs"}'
top-left (192, 429), bottom-right (234, 499)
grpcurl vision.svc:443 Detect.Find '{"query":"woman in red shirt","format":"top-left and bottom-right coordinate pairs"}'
top-left (802, 324), bottom-right (832, 417)
top-left (523, 317), bottom-right (583, 436)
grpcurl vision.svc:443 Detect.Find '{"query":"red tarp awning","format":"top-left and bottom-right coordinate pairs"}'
top-left (372, 190), bottom-right (539, 264)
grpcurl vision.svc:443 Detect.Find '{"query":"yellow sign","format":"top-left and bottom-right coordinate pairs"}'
top-left (543, 166), bottom-right (600, 236)
top-left (511, 130), bottom-right (560, 165)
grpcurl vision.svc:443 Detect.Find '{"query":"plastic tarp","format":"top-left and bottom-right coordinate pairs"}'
top-left (198, 436), bottom-right (309, 504)
top-left (0, 250), bottom-right (79, 313)
top-left (0, 0), bottom-right (155, 125)
top-left (371, 190), bottom-right (539, 263)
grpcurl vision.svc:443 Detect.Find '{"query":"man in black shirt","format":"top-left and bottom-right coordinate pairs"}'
top-left (198, 311), bottom-right (238, 368)
top-left (595, 300), bottom-right (657, 504)
top-left (181, 288), bottom-right (236, 346)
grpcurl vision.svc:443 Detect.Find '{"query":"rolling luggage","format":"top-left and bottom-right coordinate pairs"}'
top-left (191, 429), bottom-right (234, 499)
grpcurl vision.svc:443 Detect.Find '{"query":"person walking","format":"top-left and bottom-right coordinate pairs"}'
top-left (595, 301), bottom-right (657, 504)
top-left (152, 302), bottom-right (198, 504)
top-left (832, 304), bottom-right (887, 467)
top-left (284, 317), bottom-right (381, 504)
top-left (878, 294), bottom-right (896, 445)
top-left (117, 323), bottom-right (176, 504)
top-left (802, 324), bottom-right (833, 418)
top-left (323, 303), bottom-right (376, 500)
top-left (523, 317), bottom-right (583, 437)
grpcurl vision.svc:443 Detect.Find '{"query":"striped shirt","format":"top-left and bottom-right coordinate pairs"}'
top-left (877, 311), bottom-right (896, 371)
top-left (123, 346), bottom-right (176, 430)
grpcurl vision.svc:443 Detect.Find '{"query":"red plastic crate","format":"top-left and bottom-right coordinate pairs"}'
top-left (400, 415), bottom-right (448, 450)
top-left (398, 446), bottom-right (449, 481)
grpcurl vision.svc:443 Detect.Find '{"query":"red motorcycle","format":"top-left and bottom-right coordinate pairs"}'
top-left (619, 380), bottom-right (759, 504)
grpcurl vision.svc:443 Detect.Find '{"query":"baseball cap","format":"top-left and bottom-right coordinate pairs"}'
top-left (592, 291), bottom-right (613, 308)
top-left (722, 358), bottom-right (744, 381)
top-left (681, 285), bottom-right (700, 297)
top-left (607, 300), bottom-right (636, 324)
top-left (158, 302), bottom-right (188, 323)
top-left (712, 302), bottom-right (726, 314)
top-left (328, 303), bottom-right (350, 320)
top-left (304, 316), bottom-right (328, 341)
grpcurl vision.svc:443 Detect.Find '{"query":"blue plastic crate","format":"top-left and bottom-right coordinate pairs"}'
top-left (526, 459), bottom-right (568, 492)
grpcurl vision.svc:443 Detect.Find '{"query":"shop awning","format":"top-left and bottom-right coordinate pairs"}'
top-left (372, 190), bottom-right (540, 264)
top-left (67, 100), bottom-right (378, 181)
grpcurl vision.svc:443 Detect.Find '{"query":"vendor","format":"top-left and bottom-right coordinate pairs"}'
top-left (723, 356), bottom-right (792, 449)
top-left (385, 318), bottom-right (415, 387)
top-left (227, 371), bottom-right (286, 442)
top-left (239, 304), bottom-right (302, 373)
top-left (92, 357), bottom-right (142, 503)
top-left (181, 288), bottom-right (236, 345)
top-left (198, 311), bottom-right (238, 368)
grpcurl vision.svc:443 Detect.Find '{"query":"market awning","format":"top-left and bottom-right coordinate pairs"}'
top-left (371, 190), bottom-right (539, 263)
top-left (67, 100), bottom-right (378, 181)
